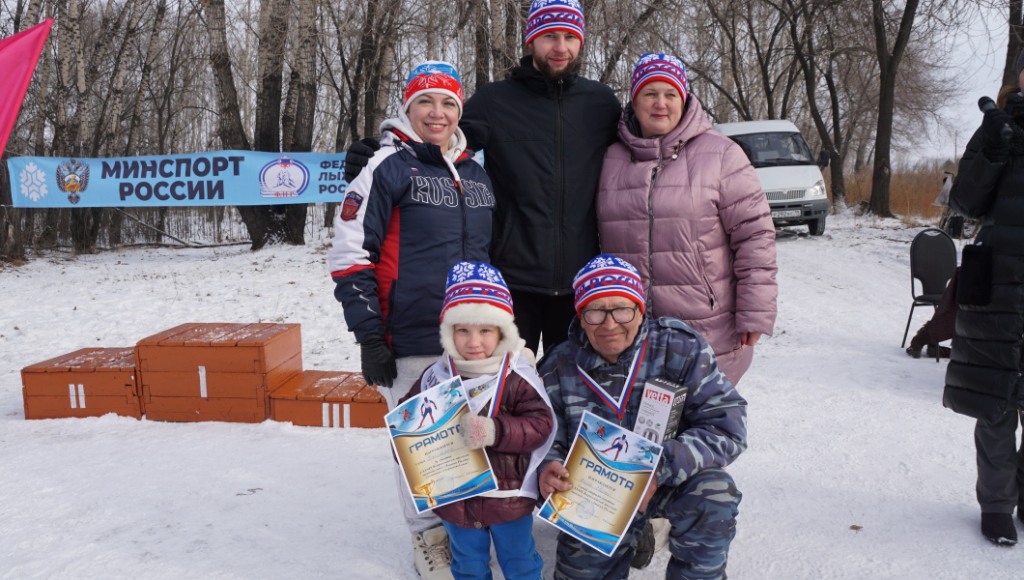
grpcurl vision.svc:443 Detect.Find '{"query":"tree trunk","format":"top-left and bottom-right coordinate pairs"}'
top-left (280, 0), bottom-right (319, 246)
top-left (243, 0), bottom-right (294, 249)
top-left (498, 0), bottom-right (525, 78)
top-left (1007, 0), bottom-right (1024, 87)
top-left (126, 0), bottom-right (166, 155)
top-left (474, 0), bottom-right (491, 91)
top-left (209, 0), bottom-right (290, 250)
top-left (205, 0), bottom-right (251, 151)
top-left (786, 0), bottom-right (844, 205)
top-left (361, 0), bottom-right (400, 139)
top-left (868, 0), bottom-right (919, 218)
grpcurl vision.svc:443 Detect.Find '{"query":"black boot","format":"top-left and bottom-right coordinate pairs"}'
top-left (981, 512), bottom-right (1018, 546)
top-left (630, 520), bottom-right (655, 569)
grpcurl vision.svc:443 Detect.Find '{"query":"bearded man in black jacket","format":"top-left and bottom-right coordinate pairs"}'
top-left (458, 0), bottom-right (621, 357)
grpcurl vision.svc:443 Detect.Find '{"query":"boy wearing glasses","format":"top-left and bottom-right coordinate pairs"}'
top-left (537, 254), bottom-right (748, 580)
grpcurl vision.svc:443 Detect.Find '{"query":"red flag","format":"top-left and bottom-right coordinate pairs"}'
top-left (0, 19), bottom-right (53, 155)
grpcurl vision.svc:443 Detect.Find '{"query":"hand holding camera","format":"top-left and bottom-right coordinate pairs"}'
top-left (978, 96), bottom-right (1013, 157)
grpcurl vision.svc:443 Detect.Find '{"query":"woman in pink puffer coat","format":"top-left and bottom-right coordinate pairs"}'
top-left (597, 53), bottom-right (777, 385)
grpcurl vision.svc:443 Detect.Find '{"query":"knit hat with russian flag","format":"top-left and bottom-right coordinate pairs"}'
top-left (440, 262), bottom-right (520, 357)
top-left (573, 254), bottom-right (646, 316)
top-left (524, 0), bottom-right (585, 46)
top-left (403, 61), bottom-right (464, 116)
top-left (630, 53), bottom-right (688, 104)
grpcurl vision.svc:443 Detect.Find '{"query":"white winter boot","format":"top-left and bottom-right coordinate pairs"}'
top-left (412, 525), bottom-right (454, 579)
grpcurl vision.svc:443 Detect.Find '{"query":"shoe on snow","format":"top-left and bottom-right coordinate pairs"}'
top-left (412, 526), bottom-right (454, 579)
top-left (981, 512), bottom-right (1018, 546)
top-left (905, 346), bottom-right (922, 359)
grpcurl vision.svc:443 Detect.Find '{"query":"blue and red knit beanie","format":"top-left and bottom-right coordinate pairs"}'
top-left (524, 0), bottom-right (585, 46)
top-left (572, 254), bottom-right (646, 316)
top-left (630, 53), bottom-right (689, 104)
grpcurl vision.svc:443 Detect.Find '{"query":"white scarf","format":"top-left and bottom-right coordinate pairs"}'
top-left (379, 113), bottom-right (469, 187)
top-left (420, 346), bottom-right (554, 499)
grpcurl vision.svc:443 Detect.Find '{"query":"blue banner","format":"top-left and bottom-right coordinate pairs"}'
top-left (6, 150), bottom-right (349, 208)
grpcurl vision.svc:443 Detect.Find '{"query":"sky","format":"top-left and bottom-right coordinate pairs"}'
top-left (0, 211), bottom-right (1021, 579)
top-left (923, 4), bottom-right (1006, 161)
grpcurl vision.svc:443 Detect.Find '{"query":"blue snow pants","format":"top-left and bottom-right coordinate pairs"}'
top-left (443, 513), bottom-right (543, 580)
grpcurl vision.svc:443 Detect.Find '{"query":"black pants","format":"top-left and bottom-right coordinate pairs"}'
top-left (975, 407), bottom-right (1024, 513)
top-left (510, 290), bottom-right (575, 357)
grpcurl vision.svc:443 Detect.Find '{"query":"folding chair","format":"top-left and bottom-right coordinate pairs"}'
top-left (901, 228), bottom-right (957, 351)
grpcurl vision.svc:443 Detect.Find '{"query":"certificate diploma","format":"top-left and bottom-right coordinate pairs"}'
top-left (538, 411), bottom-right (663, 556)
top-left (386, 376), bottom-right (498, 513)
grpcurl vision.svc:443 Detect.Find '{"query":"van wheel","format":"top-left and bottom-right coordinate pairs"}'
top-left (808, 217), bottom-right (826, 236)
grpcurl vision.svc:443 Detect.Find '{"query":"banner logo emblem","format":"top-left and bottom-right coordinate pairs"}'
top-left (56, 158), bottom-right (90, 204)
top-left (259, 156), bottom-right (309, 198)
top-left (16, 162), bottom-right (48, 203)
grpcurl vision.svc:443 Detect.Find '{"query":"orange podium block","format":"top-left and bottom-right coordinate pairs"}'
top-left (21, 348), bottom-right (142, 419)
top-left (136, 323), bottom-right (302, 423)
top-left (270, 370), bottom-right (387, 428)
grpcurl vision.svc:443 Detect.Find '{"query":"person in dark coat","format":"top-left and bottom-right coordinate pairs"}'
top-left (329, 61), bottom-right (494, 579)
top-left (459, 0), bottom-right (621, 356)
top-left (943, 66), bottom-right (1024, 547)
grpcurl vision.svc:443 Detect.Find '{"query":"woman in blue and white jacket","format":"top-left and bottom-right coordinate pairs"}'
top-left (327, 61), bottom-right (494, 579)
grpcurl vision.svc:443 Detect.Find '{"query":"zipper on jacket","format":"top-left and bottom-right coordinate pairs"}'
top-left (698, 254), bottom-right (717, 310)
top-left (646, 149), bottom-right (664, 311)
top-left (456, 179), bottom-right (468, 258)
top-left (554, 78), bottom-right (565, 294)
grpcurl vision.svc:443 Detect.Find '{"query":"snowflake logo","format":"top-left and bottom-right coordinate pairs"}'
top-left (18, 162), bottom-right (48, 203)
top-left (478, 265), bottom-right (502, 284)
top-left (449, 262), bottom-right (476, 283)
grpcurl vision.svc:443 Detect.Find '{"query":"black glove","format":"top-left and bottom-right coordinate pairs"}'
top-left (344, 137), bottom-right (381, 184)
top-left (981, 107), bottom-right (1013, 153)
top-left (359, 335), bottom-right (396, 388)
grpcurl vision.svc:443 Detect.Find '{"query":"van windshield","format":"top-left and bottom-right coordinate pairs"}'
top-left (728, 131), bottom-right (815, 168)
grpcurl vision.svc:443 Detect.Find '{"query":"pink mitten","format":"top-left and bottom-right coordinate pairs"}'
top-left (460, 414), bottom-right (496, 449)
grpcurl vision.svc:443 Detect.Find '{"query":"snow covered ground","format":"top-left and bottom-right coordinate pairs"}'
top-left (0, 211), bottom-right (1020, 579)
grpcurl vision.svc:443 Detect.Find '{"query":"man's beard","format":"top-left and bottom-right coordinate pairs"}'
top-left (534, 53), bottom-right (580, 81)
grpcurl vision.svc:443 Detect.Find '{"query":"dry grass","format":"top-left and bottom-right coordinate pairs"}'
top-left (837, 161), bottom-right (957, 226)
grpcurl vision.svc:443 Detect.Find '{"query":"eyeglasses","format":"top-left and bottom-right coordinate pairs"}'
top-left (581, 305), bottom-right (640, 325)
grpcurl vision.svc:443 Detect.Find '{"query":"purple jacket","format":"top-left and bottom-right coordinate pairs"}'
top-left (596, 98), bottom-right (777, 358)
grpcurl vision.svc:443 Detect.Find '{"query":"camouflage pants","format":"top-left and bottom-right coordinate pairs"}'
top-left (553, 468), bottom-right (740, 580)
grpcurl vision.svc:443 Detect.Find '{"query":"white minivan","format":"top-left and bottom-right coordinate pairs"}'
top-left (715, 120), bottom-right (831, 235)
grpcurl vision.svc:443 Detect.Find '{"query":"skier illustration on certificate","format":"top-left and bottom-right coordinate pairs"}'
top-left (599, 433), bottom-right (629, 461)
top-left (416, 396), bottom-right (438, 429)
